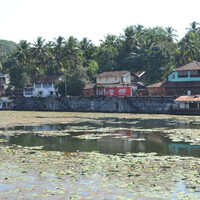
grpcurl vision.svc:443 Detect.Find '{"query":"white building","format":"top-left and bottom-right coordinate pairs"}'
top-left (23, 75), bottom-right (62, 97)
top-left (0, 97), bottom-right (14, 109)
top-left (0, 72), bottom-right (10, 96)
top-left (96, 71), bottom-right (137, 97)
top-left (174, 95), bottom-right (200, 111)
top-left (96, 71), bottom-right (131, 85)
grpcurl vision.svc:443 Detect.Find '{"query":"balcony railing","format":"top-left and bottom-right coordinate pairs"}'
top-left (174, 108), bottom-right (200, 113)
top-left (190, 74), bottom-right (200, 77)
top-left (177, 75), bottom-right (188, 78)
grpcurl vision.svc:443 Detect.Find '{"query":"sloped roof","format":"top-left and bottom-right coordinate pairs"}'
top-left (96, 71), bottom-right (130, 78)
top-left (83, 83), bottom-right (96, 89)
top-left (174, 95), bottom-right (200, 102)
top-left (131, 73), bottom-right (138, 78)
top-left (134, 71), bottom-right (146, 77)
top-left (148, 81), bottom-right (200, 88)
top-left (147, 81), bottom-right (163, 88)
top-left (35, 75), bottom-right (63, 84)
top-left (132, 82), bottom-right (146, 89)
top-left (174, 61), bottom-right (200, 71)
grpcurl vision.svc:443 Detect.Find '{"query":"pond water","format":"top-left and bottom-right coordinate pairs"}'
top-left (1, 117), bottom-right (200, 157)
top-left (1, 114), bottom-right (200, 199)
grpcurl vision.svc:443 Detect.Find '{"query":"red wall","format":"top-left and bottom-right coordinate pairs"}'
top-left (105, 87), bottom-right (131, 97)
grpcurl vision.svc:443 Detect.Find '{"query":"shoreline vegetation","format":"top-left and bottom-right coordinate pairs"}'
top-left (1, 111), bottom-right (200, 198)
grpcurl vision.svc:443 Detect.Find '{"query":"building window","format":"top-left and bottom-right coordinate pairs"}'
top-left (49, 91), bottom-right (54, 96)
top-left (172, 74), bottom-right (175, 79)
top-left (35, 83), bottom-right (41, 88)
top-left (190, 70), bottom-right (200, 77)
top-left (38, 91), bottom-right (42, 96)
top-left (178, 71), bottom-right (188, 78)
top-left (189, 103), bottom-right (198, 109)
top-left (43, 83), bottom-right (52, 88)
top-left (0, 78), bottom-right (5, 84)
top-left (24, 89), bottom-right (33, 96)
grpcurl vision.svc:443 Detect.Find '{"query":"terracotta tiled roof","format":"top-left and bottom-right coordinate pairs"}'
top-left (83, 83), bottom-right (96, 89)
top-left (35, 75), bottom-right (63, 84)
top-left (148, 81), bottom-right (200, 88)
top-left (96, 71), bottom-right (130, 78)
top-left (174, 61), bottom-right (200, 71)
top-left (147, 82), bottom-right (163, 88)
top-left (174, 95), bottom-right (200, 102)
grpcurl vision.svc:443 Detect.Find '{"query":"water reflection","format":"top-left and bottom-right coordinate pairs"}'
top-left (169, 143), bottom-right (200, 157)
top-left (1, 124), bottom-right (199, 158)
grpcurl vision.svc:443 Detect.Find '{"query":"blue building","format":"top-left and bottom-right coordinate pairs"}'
top-left (168, 61), bottom-right (200, 82)
top-left (148, 61), bottom-right (200, 96)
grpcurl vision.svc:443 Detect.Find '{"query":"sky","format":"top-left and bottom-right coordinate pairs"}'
top-left (0, 0), bottom-right (200, 45)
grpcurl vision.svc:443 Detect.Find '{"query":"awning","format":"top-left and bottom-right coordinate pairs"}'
top-left (174, 95), bottom-right (200, 103)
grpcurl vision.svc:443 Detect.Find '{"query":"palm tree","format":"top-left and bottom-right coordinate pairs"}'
top-left (100, 35), bottom-right (117, 47)
top-left (62, 36), bottom-right (82, 70)
top-left (52, 36), bottom-right (65, 73)
top-left (31, 37), bottom-right (48, 73)
top-left (165, 27), bottom-right (178, 42)
top-left (80, 38), bottom-right (93, 53)
top-left (125, 37), bottom-right (154, 72)
top-left (52, 36), bottom-right (65, 57)
top-left (80, 37), bottom-right (96, 65)
top-left (177, 32), bottom-right (200, 64)
top-left (122, 26), bottom-right (138, 52)
top-left (144, 27), bottom-right (169, 43)
top-left (15, 40), bottom-right (30, 64)
top-left (186, 21), bottom-right (200, 33)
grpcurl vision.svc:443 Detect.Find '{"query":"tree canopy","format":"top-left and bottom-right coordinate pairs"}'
top-left (1, 22), bottom-right (200, 95)
top-left (0, 40), bottom-right (17, 53)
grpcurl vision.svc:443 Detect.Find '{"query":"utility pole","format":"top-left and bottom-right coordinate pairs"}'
top-left (64, 73), bottom-right (67, 97)
top-left (0, 77), bottom-right (1, 97)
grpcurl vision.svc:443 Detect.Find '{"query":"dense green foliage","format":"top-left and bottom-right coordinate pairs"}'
top-left (0, 40), bottom-right (17, 53)
top-left (9, 66), bottom-right (31, 89)
top-left (0, 40), bottom-right (17, 71)
top-left (55, 66), bottom-right (89, 96)
top-left (1, 22), bottom-right (200, 95)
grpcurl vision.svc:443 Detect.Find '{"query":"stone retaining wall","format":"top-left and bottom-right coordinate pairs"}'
top-left (13, 96), bottom-right (178, 114)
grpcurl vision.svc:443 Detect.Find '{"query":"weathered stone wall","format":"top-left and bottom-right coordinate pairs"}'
top-left (13, 96), bottom-right (178, 114)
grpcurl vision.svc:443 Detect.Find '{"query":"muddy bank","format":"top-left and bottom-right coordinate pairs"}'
top-left (1, 110), bottom-right (200, 128)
